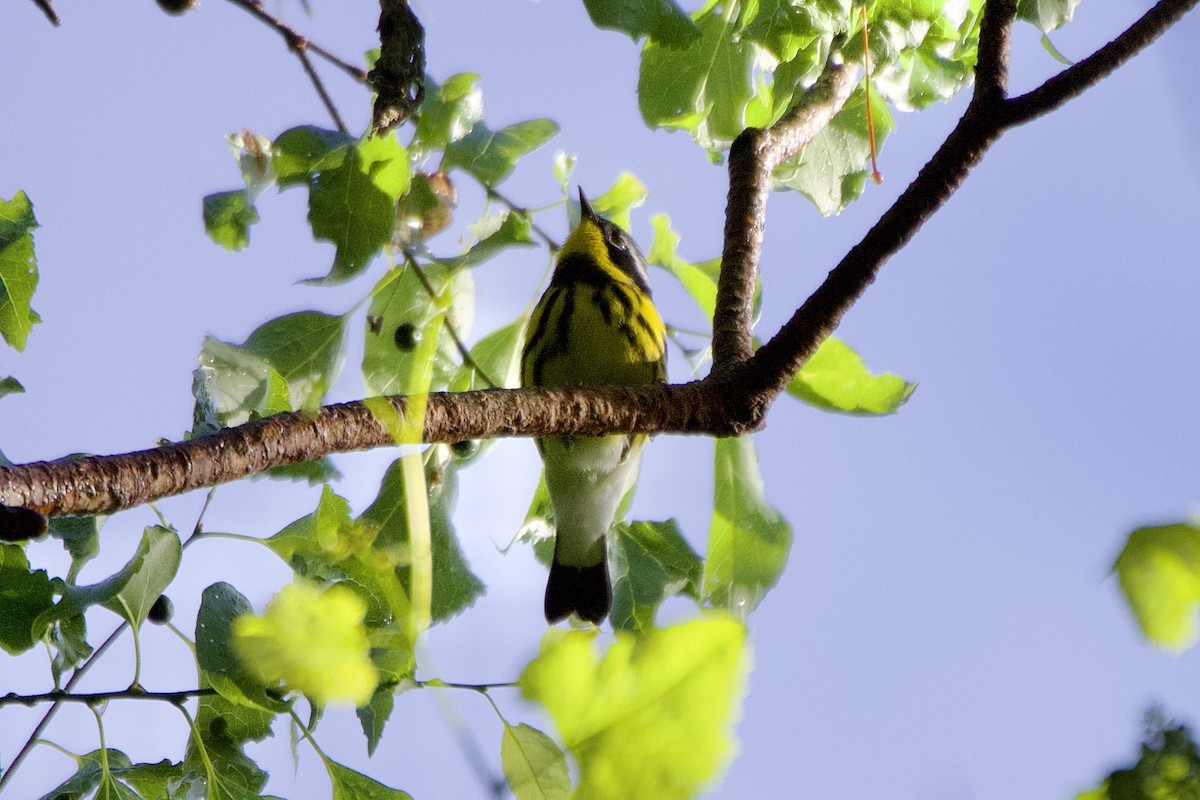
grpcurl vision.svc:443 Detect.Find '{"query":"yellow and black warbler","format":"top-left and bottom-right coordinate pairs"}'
top-left (521, 189), bottom-right (667, 624)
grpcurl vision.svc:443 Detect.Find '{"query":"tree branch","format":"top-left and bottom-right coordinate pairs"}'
top-left (712, 55), bottom-right (857, 372)
top-left (1005, 0), bottom-right (1199, 125)
top-left (0, 687), bottom-right (216, 709)
top-left (30, 0), bottom-right (59, 25)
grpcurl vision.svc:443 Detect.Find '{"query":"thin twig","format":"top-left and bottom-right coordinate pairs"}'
top-left (224, 0), bottom-right (369, 82)
top-left (0, 687), bottom-right (217, 709)
top-left (295, 46), bottom-right (349, 134)
top-left (484, 187), bottom-right (561, 251)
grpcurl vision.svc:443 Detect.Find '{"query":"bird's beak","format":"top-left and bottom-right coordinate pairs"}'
top-left (578, 187), bottom-right (596, 222)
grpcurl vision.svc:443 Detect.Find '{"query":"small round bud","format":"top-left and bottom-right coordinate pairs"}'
top-left (450, 440), bottom-right (479, 459)
top-left (156, 0), bottom-right (199, 15)
top-left (148, 595), bottom-right (174, 625)
top-left (394, 323), bottom-right (421, 351)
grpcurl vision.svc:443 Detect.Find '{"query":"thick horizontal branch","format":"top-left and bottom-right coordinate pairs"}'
top-left (0, 380), bottom-right (758, 517)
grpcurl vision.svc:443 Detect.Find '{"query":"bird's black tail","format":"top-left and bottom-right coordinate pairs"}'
top-left (544, 560), bottom-right (611, 625)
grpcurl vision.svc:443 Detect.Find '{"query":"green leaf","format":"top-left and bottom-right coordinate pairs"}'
top-left (786, 336), bottom-right (915, 415)
top-left (101, 525), bottom-right (181, 629)
top-left (501, 723), bottom-right (570, 800)
top-left (196, 581), bottom-right (287, 711)
top-left (703, 436), bottom-right (792, 615)
top-left (37, 749), bottom-right (134, 800)
top-left (1016, 0), bottom-right (1079, 33)
top-left (450, 314), bottom-right (527, 393)
top-left (306, 136), bottom-right (412, 283)
top-left (49, 514), bottom-right (104, 583)
top-left (413, 74), bottom-right (483, 155)
top-left (0, 375), bottom-right (24, 397)
top-left (638, 10), bottom-right (756, 151)
top-left (50, 611), bottom-right (92, 680)
top-left (443, 119), bottom-right (560, 186)
top-left (327, 760), bottom-right (413, 799)
top-left (357, 685), bottom-right (397, 757)
top-left (431, 210), bottom-right (536, 270)
top-left (520, 615), bottom-right (749, 800)
top-left (0, 190), bottom-right (41, 351)
top-left (272, 125), bottom-right (356, 188)
top-left (361, 456), bottom-right (485, 623)
top-left (203, 190), bottom-right (261, 251)
top-left (0, 543), bottom-right (54, 654)
top-left (115, 759), bottom-right (201, 799)
top-left (581, 0), bottom-right (700, 45)
top-left (1114, 522), bottom-right (1200, 652)
top-left (610, 520), bottom-right (703, 632)
top-left (363, 262), bottom-right (473, 397)
top-left (196, 311), bottom-right (345, 429)
top-left (517, 474), bottom-right (557, 568)
top-left (591, 173), bottom-right (649, 232)
top-left (233, 580), bottom-right (380, 706)
top-left (186, 687), bottom-right (274, 797)
top-left (647, 214), bottom-right (721, 320)
top-left (772, 85), bottom-right (895, 216)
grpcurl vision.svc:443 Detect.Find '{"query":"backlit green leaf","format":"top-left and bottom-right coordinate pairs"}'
top-left (431, 211), bottom-right (535, 270)
top-left (1114, 522), bottom-right (1200, 652)
top-left (501, 723), bottom-right (570, 800)
top-left (772, 85), bottom-right (895, 216)
top-left (581, 0), bottom-right (700, 46)
top-left (520, 615), bottom-right (749, 800)
top-left (0, 543), bottom-right (54, 654)
top-left (203, 190), bottom-right (260, 251)
top-left (273, 125), bottom-right (356, 188)
top-left (0, 375), bottom-right (23, 398)
top-left (414, 74), bottom-right (483, 155)
top-left (787, 336), bottom-right (915, 415)
top-left (307, 135), bottom-right (412, 283)
top-left (610, 520), bottom-right (703, 632)
top-left (1017, 0), bottom-right (1079, 33)
top-left (703, 436), bottom-right (791, 615)
top-left (328, 759), bottom-right (413, 799)
top-left (444, 119), bottom-right (559, 186)
top-left (101, 525), bottom-right (182, 629)
top-left (0, 190), bottom-right (40, 351)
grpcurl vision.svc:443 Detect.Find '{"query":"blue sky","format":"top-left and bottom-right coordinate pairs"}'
top-left (2, 1), bottom-right (1199, 798)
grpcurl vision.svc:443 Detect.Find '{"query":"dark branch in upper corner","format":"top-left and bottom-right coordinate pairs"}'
top-left (31, 0), bottom-right (59, 25)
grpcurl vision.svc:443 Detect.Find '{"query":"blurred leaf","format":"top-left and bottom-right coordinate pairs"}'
top-left (703, 436), bottom-right (792, 616)
top-left (553, 151), bottom-right (577, 193)
top-left (233, 580), bottom-right (379, 706)
top-left (0, 375), bottom-right (23, 397)
top-left (1040, 33), bottom-right (1074, 65)
top-left (306, 135), bottom-right (412, 283)
top-left (414, 73), bottom-right (483, 155)
top-left (444, 119), bottom-right (560, 186)
top-left (1017, 0), bottom-right (1079, 33)
top-left (520, 615), bottom-right (749, 800)
top-left (501, 723), bottom-right (570, 800)
top-left (0, 190), bottom-right (40, 351)
top-left (1076, 711), bottom-right (1200, 800)
top-left (581, 0), bottom-right (700, 45)
top-left (195, 311), bottom-right (345, 431)
top-left (0, 543), bottom-right (54, 654)
top-left (1115, 522), bottom-right (1200, 652)
top-left (610, 520), bottom-right (703, 632)
top-left (327, 759), bottom-right (413, 799)
top-left (196, 581), bottom-right (287, 711)
top-left (787, 336), bottom-right (915, 415)
top-left (639, 11), bottom-right (755, 151)
top-left (516, 474), bottom-right (556, 567)
top-left (773, 85), bottom-right (895, 216)
top-left (101, 525), bottom-right (181, 629)
top-left (203, 190), bottom-right (260, 251)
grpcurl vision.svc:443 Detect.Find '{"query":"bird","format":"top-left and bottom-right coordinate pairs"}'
top-left (521, 188), bottom-right (667, 624)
